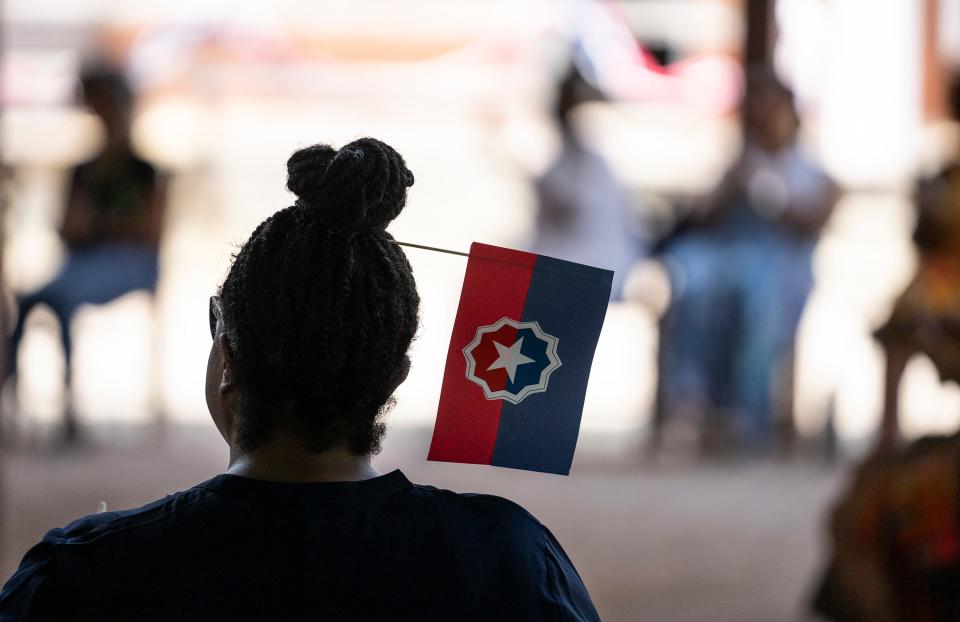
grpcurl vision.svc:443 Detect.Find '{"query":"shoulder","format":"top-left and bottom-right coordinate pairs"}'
top-left (403, 483), bottom-right (546, 560)
top-left (70, 155), bottom-right (157, 185)
top-left (55, 482), bottom-right (216, 546)
top-left (405, 484), bottom-right (600, 620)
top-left (130, 155), bottom-right (157, 176)
top-left (405, 484), bottom-right (547, 575)
top-left (122, 155), bottom-right (158, 186)
top-left (409, 483), bottom-right (541, 530)
top-left (785, 145), bottom-right (830, 181)
top-left (69, 160), bottom-right (95, 182)
top-left (0, 480), bottom-right (221, 619)
top-left (12, 479), bottom-right (219, 564)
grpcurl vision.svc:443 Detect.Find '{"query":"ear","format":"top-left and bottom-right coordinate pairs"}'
top-left (217, 333), bottom-right (238, 394)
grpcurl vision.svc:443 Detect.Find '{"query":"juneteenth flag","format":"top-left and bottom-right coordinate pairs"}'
top-left (427, 242), bottom-right (613, 475)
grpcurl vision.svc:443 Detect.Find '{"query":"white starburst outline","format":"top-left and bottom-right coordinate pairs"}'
top-left (462, 317), bottom-right (562, 404)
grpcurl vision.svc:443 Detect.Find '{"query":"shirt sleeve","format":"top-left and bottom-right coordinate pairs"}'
top-left (0, 529), bottom-right (69, 622)
top-left (541, 526), bottom-right (601, 622)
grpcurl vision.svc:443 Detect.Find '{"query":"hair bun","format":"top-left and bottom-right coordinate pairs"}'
top-left (286, 138), bottom-right (414, 231)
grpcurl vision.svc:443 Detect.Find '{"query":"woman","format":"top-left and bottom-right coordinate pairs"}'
top-left (5, 64), bottom-right (165, 442)
top-left (655, 70), bottom-right (836, 454)
top-left (0, 139), bottom-right (599, 621)
top-left (813, 73), bottom-right (960, 622)
top-left (530, 64), bottom-right (641, 301)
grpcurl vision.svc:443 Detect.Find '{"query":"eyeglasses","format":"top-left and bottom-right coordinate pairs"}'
top-left (209, 295), bottom-right (223, 340)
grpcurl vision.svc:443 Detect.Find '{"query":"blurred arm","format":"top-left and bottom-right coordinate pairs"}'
top-left (879, 341), bottom-right (910, 453)
top-left (144, 172), bottom-right (168, 248)
top-left (59, 169), bottom-right (100, 248)
top-left (781, 173), bottom-right (839, 235)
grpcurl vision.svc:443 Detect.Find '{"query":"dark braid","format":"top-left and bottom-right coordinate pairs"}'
top-left (218, 138), bottom-right (420, 455)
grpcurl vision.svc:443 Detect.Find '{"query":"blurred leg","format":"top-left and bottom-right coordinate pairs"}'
top-left (729, 242), bottom-right (781, 449)
top-left (6, 290), bottom-right (45, 382)
top-left (48, 295), bottom-right (79, 442)
top-left (655, 236), bottom-right (733, 456)
top-left (732, 239), bottom-right (813, 450)
top-left (6, 245), bottom-right (159, 444)
top-left (50, 245), bottom-right (159, 442)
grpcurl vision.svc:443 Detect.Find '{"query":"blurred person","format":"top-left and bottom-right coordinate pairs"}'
top-left (4, 64), bottom-right (165, 443)
top-left (0, 138), bottom-right (599, 621)
top-left (531, 64), bottom-right (642, 300)
top-left (654, 69), bottom-right (837, 454)
top-left (875, 70), bottom-right (960, 449)
top-left (812, 70), bottom-right (960, 622)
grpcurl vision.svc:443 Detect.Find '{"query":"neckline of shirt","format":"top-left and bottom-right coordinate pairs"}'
top-left (200, 469), bottom-right (413, 502)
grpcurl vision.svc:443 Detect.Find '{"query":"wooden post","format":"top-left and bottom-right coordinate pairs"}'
top-left (0, 0), bottom-right (7, 564)
top-left (744, 0), bottom-right (775, 69)
top-left (921, 0), bottom-right (945, 121)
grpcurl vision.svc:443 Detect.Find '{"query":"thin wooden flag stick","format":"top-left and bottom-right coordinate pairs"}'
top-left (396, 241), bottom-right (469, 258)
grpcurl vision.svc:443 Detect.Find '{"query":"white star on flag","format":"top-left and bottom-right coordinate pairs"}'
top-left (486, 337), bottom-right (536, 382)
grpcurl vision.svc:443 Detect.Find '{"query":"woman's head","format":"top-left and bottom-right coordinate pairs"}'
top-left (741, 69), bottom-right (799, 153)
top-left (78, 64), bottom-right (134, 142)
top-left (206, 138), bottom-right (420, 457)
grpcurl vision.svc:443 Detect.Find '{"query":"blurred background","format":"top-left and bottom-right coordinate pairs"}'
top-left (2, 0), bottom-right (960, 620)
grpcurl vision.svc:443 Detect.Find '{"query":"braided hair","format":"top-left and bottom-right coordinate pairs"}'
top-left (218, 138), bottom-right (420, 455)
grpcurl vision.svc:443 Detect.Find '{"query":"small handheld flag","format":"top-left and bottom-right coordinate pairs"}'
top-left (427, 242), bottom-right (613, 475)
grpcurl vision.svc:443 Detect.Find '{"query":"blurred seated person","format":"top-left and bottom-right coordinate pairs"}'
top-left (0, 138), bottom-right (599, 621)
top-left (874, 71), bottom-right (960, 449)
top-left (5, 64), bottom-right (165, 442)
top-left (653, 69), bottom-right (837, 454)
top-left (813, 70), bottom-right (960, 622)
top-left (531, 64), bottom-right (642, 300)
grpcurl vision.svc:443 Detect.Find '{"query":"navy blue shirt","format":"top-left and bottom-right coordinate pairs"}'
top-left (0, 470), bottom-right (599, 621)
